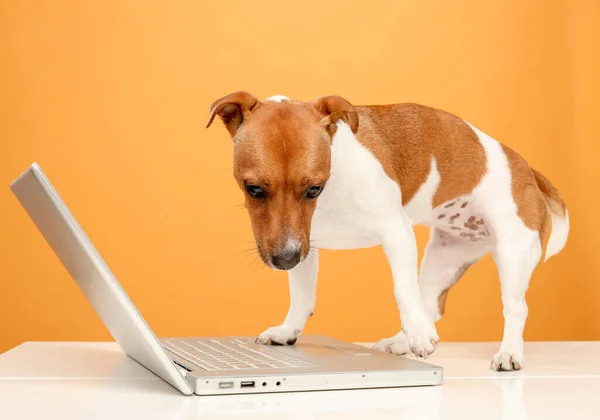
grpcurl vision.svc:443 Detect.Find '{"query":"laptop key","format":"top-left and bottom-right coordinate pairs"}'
top-left (166, 339), bottom-right (316, 370)
top-left (252, 363), bottom-right (271, 368)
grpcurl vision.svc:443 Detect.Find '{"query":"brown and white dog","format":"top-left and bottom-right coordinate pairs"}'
top-left (206, 92), bottom-right (569, 371)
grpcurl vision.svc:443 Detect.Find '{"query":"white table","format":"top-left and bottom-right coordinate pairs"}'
top-left (1, 341), bottom-right (598, 419)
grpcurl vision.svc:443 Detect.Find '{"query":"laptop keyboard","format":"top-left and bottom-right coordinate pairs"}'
top-left (163, 339), bottom-right (316, 371)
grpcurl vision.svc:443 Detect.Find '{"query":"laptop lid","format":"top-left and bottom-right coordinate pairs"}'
top-left (10, 163), bottom-right (193, 395)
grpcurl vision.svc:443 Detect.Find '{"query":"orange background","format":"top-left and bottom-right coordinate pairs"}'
top-left (0, 1), bottom-right (598, 354)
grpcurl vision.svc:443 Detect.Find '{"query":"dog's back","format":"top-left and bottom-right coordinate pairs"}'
top-left (353, 103), bottom-right (568, 260)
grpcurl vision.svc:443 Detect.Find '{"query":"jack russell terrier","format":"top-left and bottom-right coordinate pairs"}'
top-left (206, 92), bottom-right (569, 371)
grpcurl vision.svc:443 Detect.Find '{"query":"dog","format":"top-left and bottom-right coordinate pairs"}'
top-left (206, 92), bottom-right (569, 371)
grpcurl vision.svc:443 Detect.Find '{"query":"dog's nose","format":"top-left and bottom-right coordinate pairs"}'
top-left (271, 249), bottom-right (301, 270)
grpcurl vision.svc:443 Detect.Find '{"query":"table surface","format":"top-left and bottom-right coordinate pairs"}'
top-left (1, 341), bottom-right (598, 419)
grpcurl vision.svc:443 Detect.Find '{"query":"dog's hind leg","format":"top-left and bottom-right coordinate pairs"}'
top-left (490, 228), bottom-right (542, 371)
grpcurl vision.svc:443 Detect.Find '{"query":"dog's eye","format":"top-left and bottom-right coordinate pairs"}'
top-left (245, 184), bottom-right (266, 199)
top-left (305, 184), bottom-right (323, 199)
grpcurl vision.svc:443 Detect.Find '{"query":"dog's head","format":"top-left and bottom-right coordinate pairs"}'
top-left (206, 91), bottom-right (359, 270)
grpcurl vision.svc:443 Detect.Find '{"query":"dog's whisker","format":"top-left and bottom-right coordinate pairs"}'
top-left (238, 247), bottom-right (260, 258)
top-left (250, 255), bottom-right (263, 269)
top-left (305, 247), bottom-right (318, 264)
top-left (236, 252), bottom-right (256, 259)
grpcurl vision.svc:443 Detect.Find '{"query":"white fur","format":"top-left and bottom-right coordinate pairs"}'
top-left (256, 251), bottom-right (317, 345)
top-left (403, 157), bottom-right (440, 224)
top-left (545, 209), bottom-right (569, 262)
top-left (281, 236), bottom-right (301, 254)
top-left (265, 95), bottom-right (290, 103)
top-left (259, 119), bottom-right (565, 369)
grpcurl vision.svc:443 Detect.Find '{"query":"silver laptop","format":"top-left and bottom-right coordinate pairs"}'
top-left (10, 162), bottom-right (443, 395)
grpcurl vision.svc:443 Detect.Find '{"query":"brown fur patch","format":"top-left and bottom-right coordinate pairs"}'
top-left (230, 101), bottom-right (333, 263)
top-left (438, 289), bottom-right (450, 316)
top-left (352, 104), bottom-right (487, 206)
top-left (501, 145), bottom-right (550, 241)
top-left (532, 169), bottom-right (566, 217)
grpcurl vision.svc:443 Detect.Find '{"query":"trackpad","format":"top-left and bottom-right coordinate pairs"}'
top-left (295, 344), bottom-right (342, 355)
top-left (296, 344), bottom-right (371, 356)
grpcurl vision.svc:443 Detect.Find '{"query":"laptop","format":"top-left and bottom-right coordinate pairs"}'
top-left (10, 162), bottom-right (443, 395)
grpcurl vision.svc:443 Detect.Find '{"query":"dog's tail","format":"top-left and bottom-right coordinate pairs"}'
top-left (533, 169), bottom-right (569, 262)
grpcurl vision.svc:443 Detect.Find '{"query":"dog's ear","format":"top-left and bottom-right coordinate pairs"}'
top-left (206, 91), bottom-right (261, 138)
top-left (313, 95), bottom-right (359, 135)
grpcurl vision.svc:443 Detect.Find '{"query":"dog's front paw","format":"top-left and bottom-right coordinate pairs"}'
top-left (402, 318), bottom-right (439, 359)
top-left (373, 331), bottom-right (410, 355)
top-left (491, 351), bottom-right (523, 371)
top-left (256, 325), bottom-right (302, 346)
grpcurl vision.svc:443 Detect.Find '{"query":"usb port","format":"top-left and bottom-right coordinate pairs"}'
top-left (218, 382), bottom-right (234, 389)
top-left (240, 381), bottom-right (255, 388)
